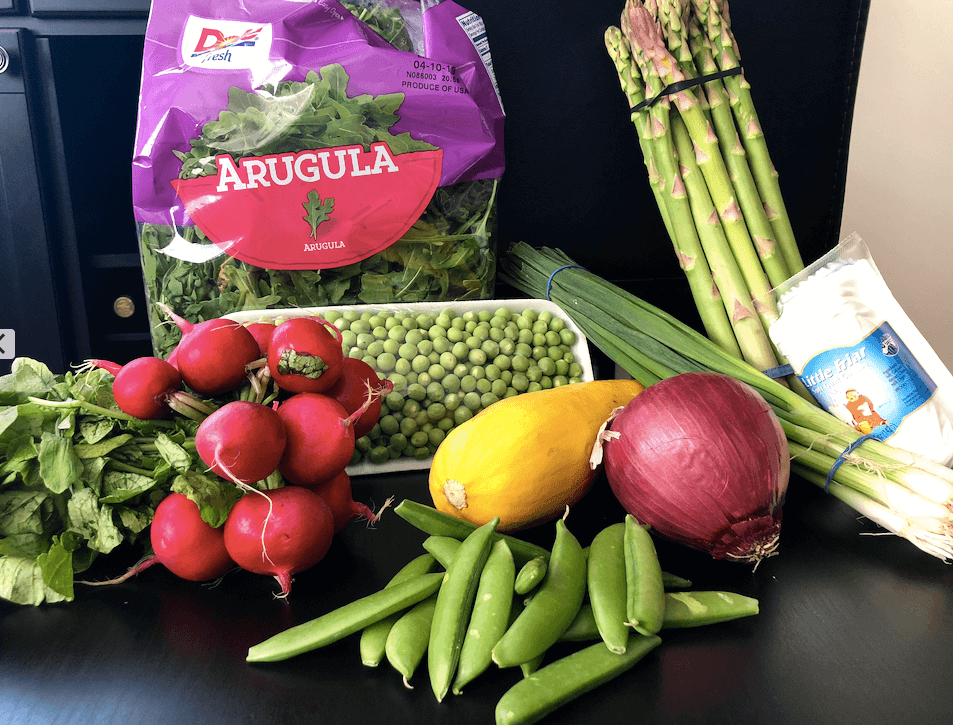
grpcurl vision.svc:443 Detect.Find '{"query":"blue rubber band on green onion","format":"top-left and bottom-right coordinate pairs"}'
top-left (825, 433), bottom-right (877, 492)
top-left (546, 265), bottom-right (587, 301)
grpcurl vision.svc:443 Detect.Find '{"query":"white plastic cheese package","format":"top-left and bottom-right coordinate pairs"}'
top-left (767, 232), bottom-right (953, 467)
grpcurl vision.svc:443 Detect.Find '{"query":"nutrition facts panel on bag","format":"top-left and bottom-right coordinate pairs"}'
top-left (455, 10), bottom-right (503, 110)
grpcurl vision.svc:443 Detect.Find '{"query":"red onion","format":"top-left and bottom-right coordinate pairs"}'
top-left (602, 372), bottom-right (790, 564)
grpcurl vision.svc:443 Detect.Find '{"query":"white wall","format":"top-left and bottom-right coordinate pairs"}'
top-left (839, 0), bottom-right (953, 368)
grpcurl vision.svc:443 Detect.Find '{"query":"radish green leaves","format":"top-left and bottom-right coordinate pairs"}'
top-left (0, 358), bottom-right (234, 605)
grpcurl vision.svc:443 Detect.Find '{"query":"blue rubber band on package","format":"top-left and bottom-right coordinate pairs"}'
top-left (761, 364), bottom-right (795, 379)
top-left (546, 265), bottom-right (587, 300)
top-left (824, 433), bottom-right (876, 493)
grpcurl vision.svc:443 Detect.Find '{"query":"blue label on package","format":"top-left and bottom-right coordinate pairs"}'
top-left (798, 322), bottom-right (937, 440)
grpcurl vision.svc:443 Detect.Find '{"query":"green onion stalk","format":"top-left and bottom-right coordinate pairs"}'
top-left (499, 243), bottom-right (953, 562)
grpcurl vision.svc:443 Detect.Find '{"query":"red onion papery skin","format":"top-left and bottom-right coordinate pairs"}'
top-left (603, 372), bottom-right (790, 564)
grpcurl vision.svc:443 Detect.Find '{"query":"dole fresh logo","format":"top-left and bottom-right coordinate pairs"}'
top-left (191, 26), bottom-right (263, 58)
top-left (181, 17), bottom-right (272, 70)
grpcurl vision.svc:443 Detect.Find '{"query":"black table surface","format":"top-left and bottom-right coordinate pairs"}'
top-left (2, 469), bottom-right (952, 725)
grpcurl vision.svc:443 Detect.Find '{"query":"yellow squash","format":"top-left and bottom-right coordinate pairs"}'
top-left (428, 379), bottom-right (644, 532)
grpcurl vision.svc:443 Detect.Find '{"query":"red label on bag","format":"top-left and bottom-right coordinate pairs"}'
top-left (171, 143), bottom-right (443, 269)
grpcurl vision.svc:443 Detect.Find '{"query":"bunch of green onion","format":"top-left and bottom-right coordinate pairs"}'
top-left (500, 243), bottom-right (953, 562)
top-left (605, 0), bottom-right (803, 385)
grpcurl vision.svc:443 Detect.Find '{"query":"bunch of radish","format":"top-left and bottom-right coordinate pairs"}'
top-left (91, 308), bottom-right (393, 597)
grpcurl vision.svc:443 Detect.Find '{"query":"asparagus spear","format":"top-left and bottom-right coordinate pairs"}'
top-left (691, 0), bottom-right (804, 273)
top-left (624, 1), bottom-right (780, 325)
top-left (661, 0), bottom-right (813, 399)
top-left (606, 24), bottom-right (741, 358)
top-left (652, 0), bottom-right (694, 71)
top-left (668, 113), bottom-right (779, 370)
top-left (623, 0), bottom-right (781, 373)
top-left (604, 27), bottom-right (675, 241)
top-left (666, 1), bottom-right (792, 289)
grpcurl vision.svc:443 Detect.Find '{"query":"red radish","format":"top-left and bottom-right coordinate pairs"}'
top-left (159, 303), bottom-right (261, 396)
top-left (267, 316), bottom-right (344, 394)
top-left (196, 401), bottom-right (287, 486)
top-left (79, 493), bottom-right (233, 585)
top-left (148, 493), bottom-right (234, 581)
top-left (165, 344), bottom-right (180, 370)
top-left (326, 358), bottom-right (394, 439)
top-left (223, 486), bottom-right (335, 596)
top-left (88, 357), bottom-right (182, 420)
top-left (276, 392), bottom-right (372, 486)
top-left (244, 321), bottom-right (277, 358)
top-left (301, 468), bottom-right (380, 533)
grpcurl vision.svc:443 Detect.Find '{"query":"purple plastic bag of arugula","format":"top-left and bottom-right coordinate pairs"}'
top-left (133, 0), bottom-right (505, 356)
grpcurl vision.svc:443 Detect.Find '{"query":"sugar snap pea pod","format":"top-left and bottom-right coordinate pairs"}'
top-left (246, 572), bottom-right (445, 663)
top-left (428, 516), bottom-right (500, 702)
top-left (495, 633), bottom-right (662, 725)
top-left (360, 553), bottom-right (438, 667)
top-left (422, 535), bottom-right (461, 569)
top-left (623, 514), bottom-right (665, 636)
top-left (560, 601), bottom-right (637, 644)
top-left (559, 591), bottom-right (760, 641)
top-left (662, 571), bottom-right (693, 589)
top-left (661, 590), bottom-right (760, 628)
top-left (513, 555), bottom-right (547, 595)
top-left (519, 652), bottom-right (544, 678)
top-left (394, 499), bottom-right (549, 566)
top-left (385, 592), bottom-right (439, 687)
top-left (491, 516), bottom-right (586, 669)
top-left (586, 522), bottom-right (628, 654)
top-left (452, 539), bottom-right (516, 695)
top-left (559, 602), bottom-right (599, 643)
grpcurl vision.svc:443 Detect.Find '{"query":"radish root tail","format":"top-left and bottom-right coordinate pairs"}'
top-left (75, 554), bottom-right (157, 586)
top-left (273, 572), bottom-right (293, 600)
top-left (344, 380), bottom-right (381, 428)
top-left (366, 495), bottom-right (395, 528)
top-left (210, 453), bottom-right (277, 570)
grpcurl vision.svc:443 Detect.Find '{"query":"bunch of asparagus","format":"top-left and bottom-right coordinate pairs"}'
top-left (605, 0), bottom-right (803, 379)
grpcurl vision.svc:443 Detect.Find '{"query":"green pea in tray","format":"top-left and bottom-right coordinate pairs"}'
top-left (224, 299), bottom-right (593, 475)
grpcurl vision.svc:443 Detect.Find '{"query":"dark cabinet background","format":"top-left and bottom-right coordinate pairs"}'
top-left (0, 0), bottom-right (870, 376)
top-left (27, 1), bottom-right (148, 14)
top-left (1, 5), bottom-right (150, 375)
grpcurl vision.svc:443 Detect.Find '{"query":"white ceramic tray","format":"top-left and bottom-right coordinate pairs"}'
top-left (225, 298), bottom-right (593, 476)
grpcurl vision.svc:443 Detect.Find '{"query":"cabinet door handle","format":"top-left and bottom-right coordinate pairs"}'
top-left (0, 47), bottom-right (9, 74)
top-left (113, 296), bottom-right (136, 318)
